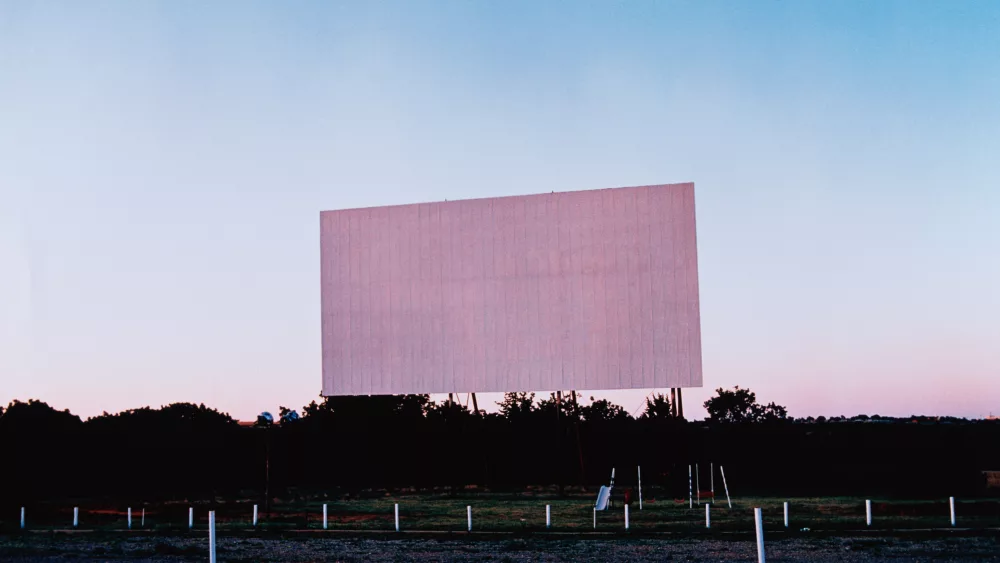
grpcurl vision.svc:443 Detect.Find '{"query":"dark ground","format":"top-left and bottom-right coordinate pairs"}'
top-left (2, 531), bottom-right (999, 562)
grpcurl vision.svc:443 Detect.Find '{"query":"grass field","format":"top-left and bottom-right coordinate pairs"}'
top-left (5, 490), bottom-right (1000, 533)
top-left (4, 492), bottom-right (1000, 561)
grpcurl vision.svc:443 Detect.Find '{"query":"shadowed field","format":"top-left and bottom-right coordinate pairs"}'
top-left (4, 492), bottom-right (1000, 561)
top-left (6, 491), bottom-right (999, 533)
top-left (2, 531), bottom-right (1000, 562)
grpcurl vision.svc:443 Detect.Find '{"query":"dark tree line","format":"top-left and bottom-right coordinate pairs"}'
top-left (0, 390), bottom-right (997, 510)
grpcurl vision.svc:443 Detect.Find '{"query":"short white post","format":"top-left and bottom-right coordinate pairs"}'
top-left (711, 462), bottom-right (715, 503)
top-left (323, 504), bottom-right (328, 530)
top-left (467, 506), bottom-right (472, 532)
top-left (253, 504), bottom-right (258, 527)
top-left (637, 466), bottom-right (643, 510)
top-left (696, 463), bottom-right (701, 505)
top-left (705, 503), bottom-right (711, 528)
top-left (624, 504), bottom-right (629, 530)
top-left (593, 507), bottom-right (596, 529)
top-left (21, 507), bottom-right (26, 529)
top-left (688, 465), bottom-right (693, 508)
top-left (128, 507), bottom-right (132, 529)
top-left (394, 503), bottom-right (400, 532)
top-left (949, 497), bottom-right (956, 527)
top-left (783, 502), bottom-right (789, 528)
top-left (720, 466), bottom-right (732, 509)
top-left (754, 507), bottom-right (765, 563)
top-left (141, 508), bottom-right (145, 528)
top-left (208, 511), bottom-right (217, 563)
top-left (73, 507), bottom-right (79, 528)
top-left (189, 507), bottom-right (194, 529)
top-left (546, 504), bottom-right (551, 528)
top-left (866, 500), bottom-right (872, 526)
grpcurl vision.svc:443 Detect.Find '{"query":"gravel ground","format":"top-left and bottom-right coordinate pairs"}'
top-left (2, 533), bottom-right (1000, 562)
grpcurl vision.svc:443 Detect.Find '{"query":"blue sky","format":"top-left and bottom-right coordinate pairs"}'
top-left (2, 0), bottom-right (998, 421)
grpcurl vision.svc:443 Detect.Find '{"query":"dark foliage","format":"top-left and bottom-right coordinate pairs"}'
top-left (703, 386), bottom-right (788, 423)
top-left (0, 392), bottom-right (997, 511)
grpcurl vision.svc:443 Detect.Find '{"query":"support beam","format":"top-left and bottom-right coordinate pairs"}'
top-left (471, 392), bottom-right (480, 415)
top-left (571, 390), bottom-right (586, 484)
top-left (677, 388), bottom-right (684, 419)
top-left (670, 389), bottom-right (678, 417)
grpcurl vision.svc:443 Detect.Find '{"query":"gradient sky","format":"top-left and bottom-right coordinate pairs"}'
top-left (2, 0), bottom-right (998, 421)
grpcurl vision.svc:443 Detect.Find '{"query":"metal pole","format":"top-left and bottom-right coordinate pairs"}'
top-left (208, 511), bottom-right (217, 563)
top-left (467, 506), bottom-right (472, 532)
top-left (637, 466), bottom-right (642, 510)
top-left (688, 465), bottom-right (693, 508)
top-left (128, 507), bottom-right (132, 530)
top-left (754, 507), bottom-right (765, 563)
top-left (571, 390), bottom-right (586, 484)
top-left (593, 507), bottom-right (596, 529)
top-left (546, 505), bottom-right (551, 528)
top-left (253, 504), bottom-right (258, 527)
top-left (949, 497), bottom-right (956, 527)
top-left (705, 504), bottom-right (711, 528)
top-left (189, 507), bottom-right (194, 529)
top-left (696, 463), bottom-right (700, 505)
top-left (866, 500), bottom-right (872, 526)
top-left (323, 504), bottom-right (328, 530)
top-left (20, 507), bottom-right (25, 529)
top-left (142, 508), bottom-right (145, 528)
top-left (624, 504), bottom-right (629, 530)
top-left (784, 502), bottom-right (789, 528)
top-left (73, 507), bottom-right (79, 528)
top-left (395, 503), bottom-right (400, 532)
top-left (720, 466), bottom-right (732, 509)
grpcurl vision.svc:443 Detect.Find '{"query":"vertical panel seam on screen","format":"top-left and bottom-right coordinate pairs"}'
top-left (689, 183), bottom-right (702, 387)
top-left (645, 189), bottom-right (656, 389)
top-left (346, 213), bottom-right (355, 393)
top-left (634, 188), bottom-right (645, 389)
top-left (386, 207), bottom-right (394, 394)
top-left (588, 191), bottom-right (595, 391)
top-left (435, 203), bottom-right (442, 395)
top-left (679, 185), bottom-right (692, 389)
top-left (533, 197), bottom-right (543, 392)
top-left (624, 188), bottom-right (635, 391)
top-left (555, 194), bottom-right (563, 390)
top-left (606, 190), bottom-right (623, 389)
top-left (675, 185), bottom-right (686, 389)
top-left (480, 201), bottom-right (488, 395)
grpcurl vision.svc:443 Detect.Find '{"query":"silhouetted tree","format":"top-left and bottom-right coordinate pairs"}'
top-left (704, 387), bottom-right (787, 423)
top-left (497, 392), bottom-right (536, 420)
top-left (2, 394), bottom-right (998, 503)
top-left (425, 399), bottom-right (472, 422)
top-left (537, 393), bottom-right (579, 420)
top-left (581, 398), bottom-right (632, 423)
top-left (639, 393), bottom-right (673, 420)
top-left (0, 399), bottom-right (82, 430)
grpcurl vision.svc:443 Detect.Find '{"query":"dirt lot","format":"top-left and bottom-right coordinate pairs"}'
top-left (2, 531), bottom-right (1000, 562)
